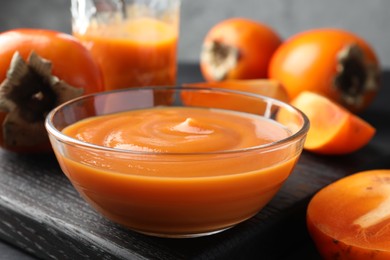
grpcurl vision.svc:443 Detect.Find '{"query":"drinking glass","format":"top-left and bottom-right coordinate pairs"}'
top-left (71, 0), bottom-right (180, 90)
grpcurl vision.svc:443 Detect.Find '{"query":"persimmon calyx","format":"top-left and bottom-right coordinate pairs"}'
top-left (334, 43), bottom-right (380, 111)
top-left (201, 41), bottom-right (239, 81)
top-left (0, 51), bottom-right (84, 147)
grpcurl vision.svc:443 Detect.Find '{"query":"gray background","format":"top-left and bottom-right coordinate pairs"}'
top-left (1, 0), bottom-right (389, 68)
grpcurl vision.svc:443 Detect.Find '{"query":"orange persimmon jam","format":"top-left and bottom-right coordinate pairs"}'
top-left (46, 86), bottom-right (309, 238)
top-left (74, 17), bottom-right (178, 90)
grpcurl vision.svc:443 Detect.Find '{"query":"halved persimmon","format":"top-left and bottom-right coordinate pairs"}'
top-left (290, 91), bottom-right (375, 155)
top-left (307, 169), bottom-right (390, 260)
top-left (181, 79), bottom-right (289, 115)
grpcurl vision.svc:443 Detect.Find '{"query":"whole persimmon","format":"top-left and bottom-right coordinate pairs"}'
top-left (269, 28), bottom-right (381, 113)
top-left (200, 18), bottom-right (282, 81)
top-left (0, 29), bottom-right (104, 153)
top-left (307, 169), bottom-right (390, 259)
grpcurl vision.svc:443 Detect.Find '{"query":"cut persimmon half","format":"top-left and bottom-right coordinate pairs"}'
top-left (181, 79), bottom-right (289, 115)
top-left (307, 169), bottom-right (390, 260)
top-left (290, 91), bottom-right (375, 155)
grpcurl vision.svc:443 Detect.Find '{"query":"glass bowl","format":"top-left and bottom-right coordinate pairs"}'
top-left (45, 86), bottom-right (309, 238)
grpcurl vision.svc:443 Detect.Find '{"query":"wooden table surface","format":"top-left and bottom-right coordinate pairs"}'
top-left (0, 64), bottom-right (389, 260)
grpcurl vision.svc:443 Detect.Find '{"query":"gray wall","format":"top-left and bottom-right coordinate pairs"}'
top-left (1, 0), bottom-right (389, 68)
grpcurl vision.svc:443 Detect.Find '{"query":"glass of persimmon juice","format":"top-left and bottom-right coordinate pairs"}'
top-left (45, 86), bottom-right (309, 238)
top-left (71, 0), bottom-right (180, 90)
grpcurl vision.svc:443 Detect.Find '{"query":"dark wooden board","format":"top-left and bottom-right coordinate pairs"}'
top-left (0, 64), bottom-right (389, 260)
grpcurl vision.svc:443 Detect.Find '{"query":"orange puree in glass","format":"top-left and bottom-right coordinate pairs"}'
top-left (59, 107), bottom-right (299, 236)
top-left (74, 17), bottom-right (178, 90)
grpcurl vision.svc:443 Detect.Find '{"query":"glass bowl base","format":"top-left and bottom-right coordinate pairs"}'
top-left (133, 225), bottom-right (235, 238)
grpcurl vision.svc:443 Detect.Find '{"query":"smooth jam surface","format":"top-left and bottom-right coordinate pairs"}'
top-left (63, 106), bottom-right (290, 154)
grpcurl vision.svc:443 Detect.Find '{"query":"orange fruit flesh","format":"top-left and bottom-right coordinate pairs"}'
top-left (181, 80), bottom-right (289, 116)
top-left (290, 91), bottom-right (375, 155)
top-left (183, 79), bottom-right (289, 103)
top-left (307, 170), bottom-right (390, 259)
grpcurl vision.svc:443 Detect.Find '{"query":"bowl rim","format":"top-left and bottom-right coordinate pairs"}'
top-left (45, 86), bottom-right (310, 156)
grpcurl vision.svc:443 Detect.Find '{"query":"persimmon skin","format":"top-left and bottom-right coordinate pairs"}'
top-left (307, 170), bottom-right (390, 260)
top-left (290, 91), bottom-right (375, 155)
top-left (200, 18), bottom-right (282, 81)
top-left (269, 28), bottom-right (380, 113)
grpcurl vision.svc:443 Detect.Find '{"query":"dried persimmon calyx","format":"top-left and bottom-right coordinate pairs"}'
top-left (334, 43), bottom-right (380, 110)
top-left (201, 41), bottom-right (240, 81)
top-left (0, 51), bottom-right (84, 147)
